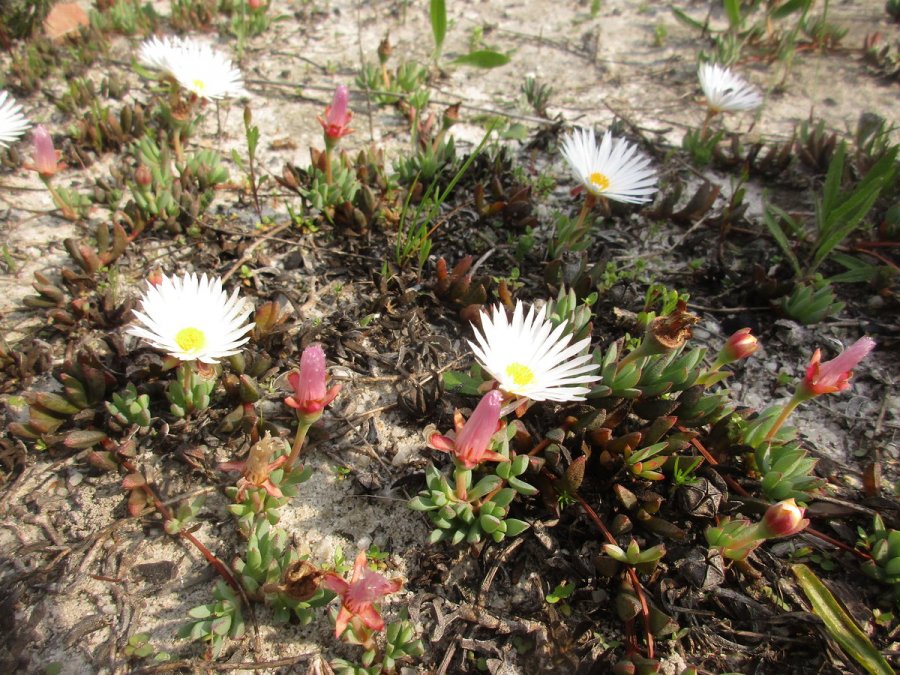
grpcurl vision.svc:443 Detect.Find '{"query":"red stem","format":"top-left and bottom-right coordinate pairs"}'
top-left (571, 486), bottom-right (654, 659)
top-left (677, 430), bottom-right (874, 561)
top-left (120, 456), bottom-right (241, 592)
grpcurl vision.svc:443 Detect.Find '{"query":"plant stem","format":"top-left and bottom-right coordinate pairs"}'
top-left (455, 469), bottom-right (468, 501)
top-left (118, 454), bottom-right (240, 592)
top-left (571, 488), bottom-right (654, 659)
top-left (286, 419), bottom-right (312, 471)
top-left (764, 394), bottom-right (802, 441)
top-left (573, 192), bottom-right (595, 234)
top-left (324, 146), bottom-right (333, 184)
top-left (699, 108), bottom-right (717, 140)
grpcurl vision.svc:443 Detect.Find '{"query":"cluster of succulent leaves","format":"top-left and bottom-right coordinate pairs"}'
top-left (409, 429), bottom-right (534, 546)
top-left (858, 515), bottom-right (900, 606)
top-left (127, 132), bottom-right (229, 234)
top-left (233, 520), bottom-right (332, 624)
top-left (166, 362), bottom-right (217, 418)
top-left (178, 581), bottom-right (244, 660)
top-left (182, 434), bottom-right (323, 652)
top-left (226, 462), bottom-right (313, 536)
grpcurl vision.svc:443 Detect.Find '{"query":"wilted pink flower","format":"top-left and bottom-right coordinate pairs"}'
top-left (284, 344), bottom-right (342, 416)
top-left (801, 337), bottom-right (875, 397)
top-left (219, 432), bottom-right (288, 501)
top-left (321, 550), bottom-right (402, 638)
top-left (318, 84), bottom-right (353, 141)
top-left (428, 390), bottom-right (507, 469)
top-left (759, 498), bottom-right (809, 538)
top-left (29, 125), bottom-right (63, 178)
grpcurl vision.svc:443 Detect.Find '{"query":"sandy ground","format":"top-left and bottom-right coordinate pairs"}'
top-left (0, 1), bottom-right (897, 673)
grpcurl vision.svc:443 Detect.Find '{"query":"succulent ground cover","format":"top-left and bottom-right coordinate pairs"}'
top-left (0, 1), bottom-right (898, 673)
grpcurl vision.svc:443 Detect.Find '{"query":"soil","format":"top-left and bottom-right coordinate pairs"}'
top-left (0, 1), bottom-right (898, 674)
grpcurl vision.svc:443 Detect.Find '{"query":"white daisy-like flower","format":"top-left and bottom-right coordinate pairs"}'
top-left (138, 36), bottom-right (247, 100)
top-left (128, 272), bottom-right (254, 364)
top-left (698, 63), bottom-right (763, 113)
top-left (469, 301), bottom-right (601, 402)
top-left (560, 128), bottom-right (658, 204)
top-left (0, 90), bottom-right (32, 148)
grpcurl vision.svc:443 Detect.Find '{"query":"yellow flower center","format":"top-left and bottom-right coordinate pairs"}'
top-left (506, 362), bottom-right (535, 386)
top-left (589, 172), bottom-right (610, 192)
top-left (175, 327), bottom-right (206, 353)
top-left (192, 78), bottom-right (206, 93)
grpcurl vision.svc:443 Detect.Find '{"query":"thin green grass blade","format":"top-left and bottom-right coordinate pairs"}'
top-left (793, 564), bottom-right (893, 675)
top-left (430, 0), bottom-right (447, 59)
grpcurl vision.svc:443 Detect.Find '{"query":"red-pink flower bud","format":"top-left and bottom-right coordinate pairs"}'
top-left (801, 336), bottom-right (875, 397)
top-left (31, 125), bottom-right (61, 178)
top-left (248, 0), bottom-right (265, 9)
top-left (453, 390), bottom-right (502, 468)
top-left (318, 84), bottom-right (353, 141)
top-left (285, 344), bottom-right (342, 416)
top-left (759, 499), bottom-right (809, 538)
top-left (723, 328), bottom-right (759, 362)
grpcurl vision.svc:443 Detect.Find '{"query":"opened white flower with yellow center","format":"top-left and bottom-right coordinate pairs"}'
top-left (698, 63), bottom-right (762, 114)
top-left (138, 36), bottom-right (247, 100)
top-left (561, 128), bottom-right (658, 204)
top-left (469, 301), bottom-right (601, 402)
top-left (0, 90), bottom-right (31, 148)
top-left (128, 272), bottom-right (253, 363)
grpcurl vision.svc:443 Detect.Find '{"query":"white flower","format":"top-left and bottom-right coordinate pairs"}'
top-left (561, 128), bottom-right (658, 204)
top-left (128, 272), bottom-right (254, 363)
top-left (0, 90), bottom-right (31, 148)
top-left (138, 36), bottom-right (247, 100)
top-left (469, 301), bottom-right (601, 402)
top-left (698, 63), bottom-right (762, 113)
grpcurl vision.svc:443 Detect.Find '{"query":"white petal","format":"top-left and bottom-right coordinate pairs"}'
top-left (127, 271), bottom-right (254, 363)
top-left (469, 300), bottom-right (601, 402)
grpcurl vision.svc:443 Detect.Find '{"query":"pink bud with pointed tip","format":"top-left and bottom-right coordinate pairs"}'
top-left (318, 84), bottom-right (353, 141)
top-left (285, 344), bottom-right (342, 416)
top-left (32, 125), bottom-right (60, 178)
top-left (453, 390), bottom-right (503, 468)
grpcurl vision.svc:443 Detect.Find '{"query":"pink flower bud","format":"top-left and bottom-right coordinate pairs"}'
top-left (285, 344), bottom-right (342, 416)
top-left (318, 84), bottom-right (353, 141)
top-left (801, 336), bottom-right (875, 397)
top-left (760, 499), bottom-right (808, 538)
top-left (31, 125), bottom-right (61, 178)
top-left (724, 328), bottom-right (759, 361)
top-left (248, 0), bottom-right (265, 8)
top-left (453, 390), bottom-right (503, 467)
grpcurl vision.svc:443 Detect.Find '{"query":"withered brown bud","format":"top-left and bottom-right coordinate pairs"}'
top-left (645, 301), bottom-right (699, 353)
top-left (377, 35), bottom-right (392, 64)
top-left (442, 103), bottom-right (461, 130)
top-left (280, 560), bottom-right (325, 601)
